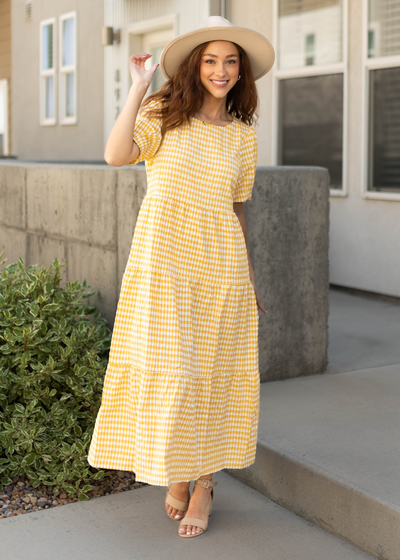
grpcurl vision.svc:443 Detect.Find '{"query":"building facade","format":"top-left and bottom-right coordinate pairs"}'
top-left (11, 0), bottom-right (104, 160)
top-left (3, 0), bottom-right (400, 297)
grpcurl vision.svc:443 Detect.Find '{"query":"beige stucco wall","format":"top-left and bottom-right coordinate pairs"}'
top-left (11, 0), bottom-right (104, 160)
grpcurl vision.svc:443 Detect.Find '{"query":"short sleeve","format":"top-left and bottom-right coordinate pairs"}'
top-left (128, 99), bottom-right (163, 166)
top-left (232, 127), bottom-right (258, 202)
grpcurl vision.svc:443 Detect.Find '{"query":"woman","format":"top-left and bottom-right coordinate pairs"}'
top-left (88, 16), bottom-right (275, 539)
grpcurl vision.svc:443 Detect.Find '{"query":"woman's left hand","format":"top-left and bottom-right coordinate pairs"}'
top-left (250, 280), bottom-right (267, 313)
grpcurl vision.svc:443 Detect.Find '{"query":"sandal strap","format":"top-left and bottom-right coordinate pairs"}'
top-left (195, 479), bottom-right (218, 489)
top-left (179, 517), bottom-right (208, 531)
top-left (166, 490), bottom-right (189, 511)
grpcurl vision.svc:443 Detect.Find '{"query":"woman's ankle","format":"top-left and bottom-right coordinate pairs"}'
top-left (198, 473), bottom-right (213, 480)
top-left (171, 481), bottom-right (190, 489)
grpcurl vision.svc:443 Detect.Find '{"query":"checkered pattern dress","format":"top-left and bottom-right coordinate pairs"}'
top-left (87, 100), bottom-right (260, 485)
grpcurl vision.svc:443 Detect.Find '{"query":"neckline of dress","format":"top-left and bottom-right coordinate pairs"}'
top-left (190, 116), bottom-right (236, 128)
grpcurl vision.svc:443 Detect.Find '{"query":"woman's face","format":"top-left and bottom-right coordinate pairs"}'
top-left (199, 41), bottom-right (240, 99)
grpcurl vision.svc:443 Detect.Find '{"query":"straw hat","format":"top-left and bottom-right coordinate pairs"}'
top-left (160, 16), bottom-right (275, 81)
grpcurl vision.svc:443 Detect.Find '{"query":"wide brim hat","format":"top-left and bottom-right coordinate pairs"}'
top-left (160, 16), bottom-right (275, 81)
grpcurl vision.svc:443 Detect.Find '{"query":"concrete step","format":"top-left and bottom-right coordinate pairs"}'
top-left (0, 471), bottom-right (373, 560)
top-left (225, 363), bottom-right (400, 559)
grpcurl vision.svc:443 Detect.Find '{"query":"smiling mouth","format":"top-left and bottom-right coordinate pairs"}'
top-left (210, 80), bottom-right (229, 86)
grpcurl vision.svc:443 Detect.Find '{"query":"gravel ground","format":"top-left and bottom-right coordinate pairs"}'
top-left (0, 471), bottom-right (147, 519)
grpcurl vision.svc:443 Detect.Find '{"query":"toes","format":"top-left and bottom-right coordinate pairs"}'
top-left (166, 505), bottom-right (175, 517)
top-left (166, 503), bottom-right (184, 519)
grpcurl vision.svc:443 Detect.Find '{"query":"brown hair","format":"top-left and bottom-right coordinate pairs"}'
top-left (141, 41), bottom-right (258, 138)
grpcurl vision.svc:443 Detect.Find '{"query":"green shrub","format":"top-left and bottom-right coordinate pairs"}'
top-left (0, 255), bottom-right (111, 500)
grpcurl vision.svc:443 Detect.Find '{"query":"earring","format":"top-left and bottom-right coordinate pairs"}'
top-left (237, 74), bottom-right (241, 81)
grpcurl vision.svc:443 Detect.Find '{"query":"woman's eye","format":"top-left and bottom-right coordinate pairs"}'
top-left (205, 59), bottom-right (215, 64)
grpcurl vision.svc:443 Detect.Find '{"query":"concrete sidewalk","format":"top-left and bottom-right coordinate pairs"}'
top-left (0, 472), bottom-right (373, 560)
top-left (1, 288), bottom-right (398, 559)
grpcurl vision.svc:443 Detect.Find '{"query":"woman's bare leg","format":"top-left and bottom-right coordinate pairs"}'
top-left (178, 473), bottom-right (214, 536)
top-left (165, 481), bottom-right (191, 520)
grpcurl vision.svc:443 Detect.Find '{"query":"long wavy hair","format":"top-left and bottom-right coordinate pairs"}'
top-left (140, 41), bottom-right (258, 138)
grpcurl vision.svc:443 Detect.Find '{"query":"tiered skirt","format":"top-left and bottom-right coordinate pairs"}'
top-left (87, 193), bottom-right (260, 485)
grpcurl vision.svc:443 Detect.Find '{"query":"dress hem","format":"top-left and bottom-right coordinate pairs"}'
top-left (87, 457), bottom-right (257, 487)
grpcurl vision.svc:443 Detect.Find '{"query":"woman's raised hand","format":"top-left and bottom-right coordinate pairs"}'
top-left (129, 53), bottom-right (159, 89)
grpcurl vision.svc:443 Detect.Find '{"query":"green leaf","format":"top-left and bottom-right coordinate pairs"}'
top-left (63, 483), bottom-right (76, 494)
top-left (14, 403), bottom-right (25, 414)
top-left (56, 472), bottom-right (64, 484)
top-left (80, 484), bottom-right (95, 494)
top-left (42, 303), bottom-right (61, 313)
top-left (78, 493), bottom-right (90, 501)
top-left (73, 425), bottom-right (82, 437)
top-left (92, 470), bottom-right (105, 480)
top-left (24, 453), bottom-right (37, 466)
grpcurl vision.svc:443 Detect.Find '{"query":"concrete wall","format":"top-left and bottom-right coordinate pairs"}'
top-left (0, 162), bottom-right (329, 381)
top-left (245, 166), bottom-right (330, 381)
top-left (11, 0), bottom-right (104, 160)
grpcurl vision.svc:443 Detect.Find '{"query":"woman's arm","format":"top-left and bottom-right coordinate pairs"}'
top-left (104, 53), bottom-right (158, 167)
top-left (233, 202), bottom-right (267, 314)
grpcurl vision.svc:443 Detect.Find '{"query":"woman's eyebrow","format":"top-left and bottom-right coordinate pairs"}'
top-left (202, 53), bottom-right (239, 58)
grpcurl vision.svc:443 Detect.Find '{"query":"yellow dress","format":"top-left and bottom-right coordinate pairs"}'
top-left (87, 101), bottom-right (260, 485)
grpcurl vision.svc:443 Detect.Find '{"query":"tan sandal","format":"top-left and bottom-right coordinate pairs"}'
top-left (178, 479), bottom-right (218, 538)
top-left (165, 485), bottom-right (191, 521)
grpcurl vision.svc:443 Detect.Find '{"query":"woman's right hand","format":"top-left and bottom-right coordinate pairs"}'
top-left (129, 53), bottom-right (159, 89)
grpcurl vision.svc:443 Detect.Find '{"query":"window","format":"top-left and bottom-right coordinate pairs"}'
top-left (279, 74), bottom-right (343, 188)
top-left (275, 0), bottom-right (347, 194)
top-left (305, 33), bottom-right (315, 66)
top-left (40, 18), bottom-right (56, 125)
top-left (365, 0), bottom-right (400, 195)
top-left (0, 80), bottom-right (8, 155)
top-left (60, 12), bottom-right (77, 124)
top-left (278, 0), bottom-right (343, 70)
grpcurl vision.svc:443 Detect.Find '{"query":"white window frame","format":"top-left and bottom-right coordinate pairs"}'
top-left (361, 0), bottom-right (400, 202)
top-left (103, 14), bottom-right (177, 145)
top-left (59, 11), bottom-right (77, 125)
top-left (0, 79), bottom-right (9, 155)
top-left (271, 0), bottom-right (349, 198)
top-left (40, 17), bottom-right (56, 126)
top-left (124, 15), bottom-right (177, 100)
